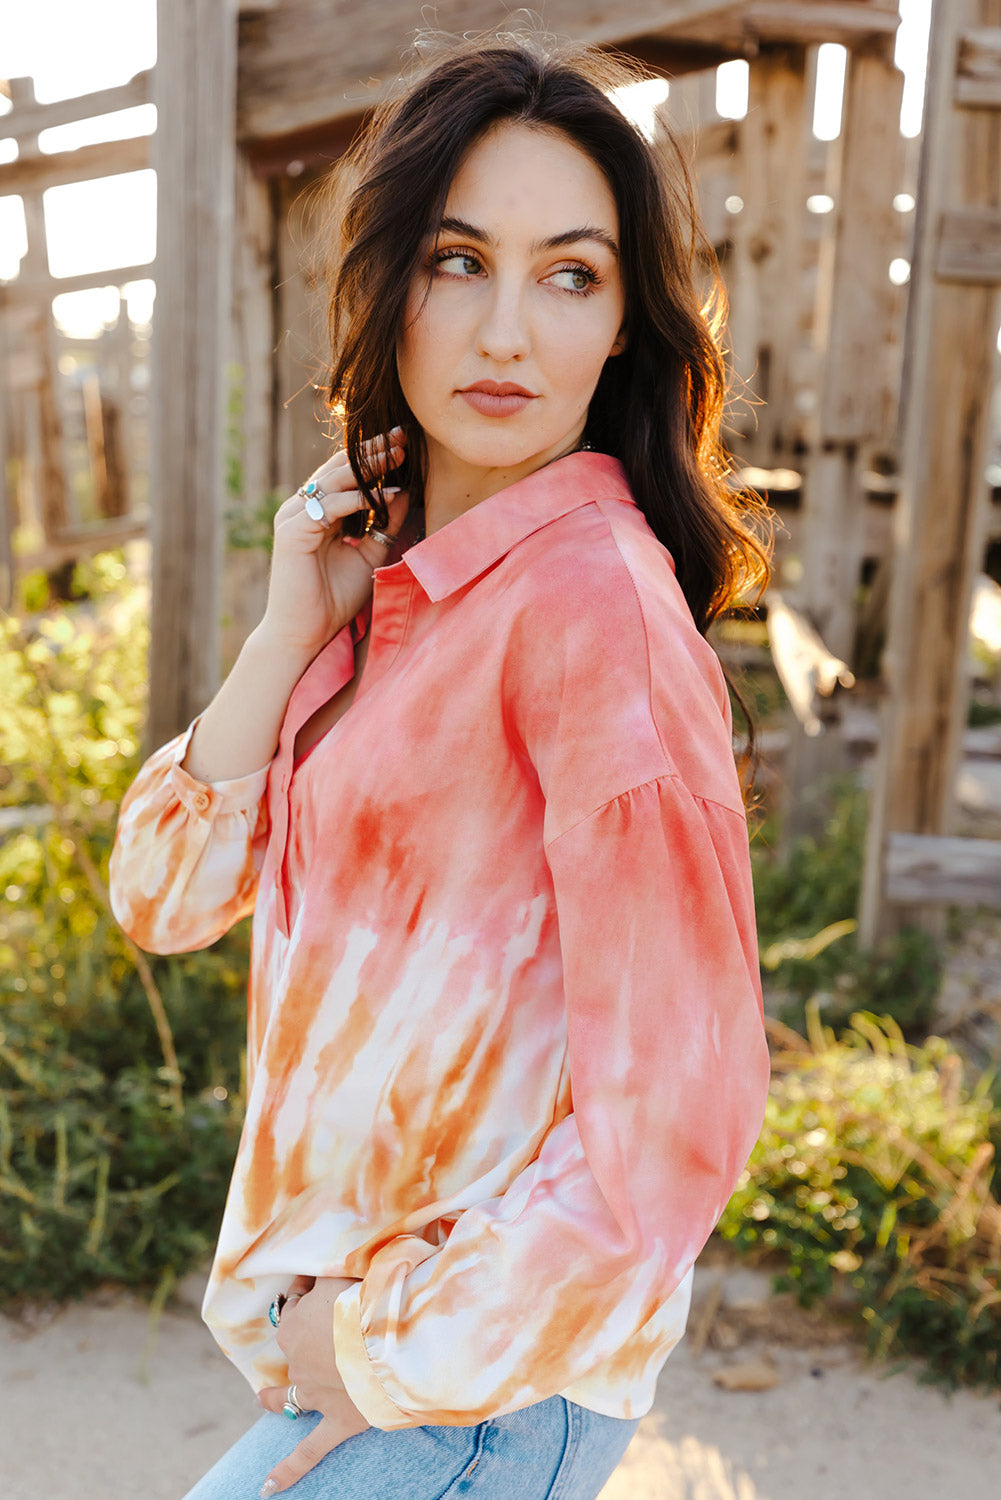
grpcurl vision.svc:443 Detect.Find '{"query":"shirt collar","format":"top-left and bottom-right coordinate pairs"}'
top-left (401, 451), bottom-right (635, 603)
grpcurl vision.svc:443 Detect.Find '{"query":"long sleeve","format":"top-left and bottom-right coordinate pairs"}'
top-left (331, 772), bottom-right (769, 1428)
top-left (109, 719), bottom-right (270, 954)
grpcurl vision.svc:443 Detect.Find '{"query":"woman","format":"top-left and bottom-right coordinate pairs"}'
top-left (110, 33), bottom-right (771, 1500)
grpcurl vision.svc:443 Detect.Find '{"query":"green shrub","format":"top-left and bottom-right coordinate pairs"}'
top-left (753, 779), bottom-right (941, 1036)
top-left (1, 559), bottom-right (248, 1303)
top-left (719, 1010), bottom-right (1001, 1389)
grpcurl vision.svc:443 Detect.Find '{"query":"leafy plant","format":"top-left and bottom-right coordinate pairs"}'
top-left (752, 779), bottom-right (941, 1036)
top-left (719, 1009), bottom-right (1001, 1389)
top-left (1, 558), bottom-right (249, 1302)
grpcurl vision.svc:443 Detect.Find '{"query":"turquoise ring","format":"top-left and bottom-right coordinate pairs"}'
top-left (298, 480), bottom-right (330, 527)
top-left (283, 1384), bottom-right (306, 1420)
top-left (268, 1293), bottom-right (286, 1329)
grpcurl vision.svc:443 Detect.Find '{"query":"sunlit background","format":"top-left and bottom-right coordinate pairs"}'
top-left (0, 0), bottom-right (933, 340)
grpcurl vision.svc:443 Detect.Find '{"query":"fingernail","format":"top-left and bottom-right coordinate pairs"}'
top-left (259, 1482), bottom-right (279, 1498)
top-left (382, 486), bottom-right (402, 495)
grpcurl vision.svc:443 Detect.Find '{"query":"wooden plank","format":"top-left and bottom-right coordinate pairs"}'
top-left (812, 44), bottom-right (905, 445)
top-left (729, 45), bottom-right (809, 467)
top-left (766, 589), bottom-right (855, 735)
top-left (237, 0), bottom-right (754, 141)
top-left (936, 207), bottom-right (1001, 283)
top-left (223, 153), bottom-right (278, 667)
top-left (148, 0), bottom-right (238, 747)
top-left (274, 171), bottom-right (331, 494)
top-left (797, 44), bottom-right (903, 660)
top-left (20, 515), bottom-right (148, 572)
top-left (0, 296), bottom-right (12, 608)
top-left (0, 71), bottom-right (151, 140)
top-left (956, 25), bottom-right (1001, 108)
top-left (0, 263), bottom-right (155, 306)
top-left (0, 134), bottom-right (149, 193)
top-left (654, 1), bottom-right (899, 49)
top-left (860, 0), bottom-right (1001, 945)
top-left (886, 833), bottom-right (1001, 906)
top-left (743, 2), bottom-right (900, 44)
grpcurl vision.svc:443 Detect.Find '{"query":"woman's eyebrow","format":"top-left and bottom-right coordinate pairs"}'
top-left (436, 216), bottom-right (619, 258)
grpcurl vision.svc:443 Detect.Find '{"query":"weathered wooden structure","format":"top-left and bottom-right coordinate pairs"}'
top-left (2, 1), bottom-right (999, 932)
top-left (859, 0), bottom-right (1001, 939)
top-left (0, 75), bottom-right (153, 605)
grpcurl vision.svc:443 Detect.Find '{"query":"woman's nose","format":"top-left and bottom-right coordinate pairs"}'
top-left (475, 279), bottom-right (530, 361)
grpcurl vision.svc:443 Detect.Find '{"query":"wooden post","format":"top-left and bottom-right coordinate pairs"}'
top-left (0, 298), bottom-right (12, 609)
top-left (222, 152), bottom-right (279, 667)
top-left (9, 77), bottom-right (75, 593)
top-left (800, 39), bottom-right (905, 660)
top-left (859, 0), bottom-right (1001, 943)
top-left (148, 0), bottom-right (239, 748)
top-left (274, 173), bottom-right (331, 497)
top-left (783, 37), bottom-right (905, 839)
top-left (730, 44), bottom-right (810, 467)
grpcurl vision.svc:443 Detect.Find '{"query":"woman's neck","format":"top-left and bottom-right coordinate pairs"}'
top-left (422, 428), bottom-right (586, 537)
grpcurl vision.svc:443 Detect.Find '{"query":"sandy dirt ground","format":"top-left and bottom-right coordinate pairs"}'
top-left (4, 1263), bottom-right (1000, 1500)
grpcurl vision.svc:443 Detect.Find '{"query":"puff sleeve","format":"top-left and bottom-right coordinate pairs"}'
top-left (330, 770), bottom-right (769, 1428)
top-left (109, 720), bottom-right (269, 954)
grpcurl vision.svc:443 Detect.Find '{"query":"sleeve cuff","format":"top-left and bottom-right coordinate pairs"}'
top-left (332, 1281), bottom-right (413, 1430)
top-left (167, 718), bottom-right (271, 818)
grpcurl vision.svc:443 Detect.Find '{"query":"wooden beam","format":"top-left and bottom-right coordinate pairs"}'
top-left (936, 207), bottom-right (1001, 283)
top-left (18, 515), bottom-right (148, 573)
top-left (0, 263), bottom-right (155, 306)
top-left (743, 2), bottom-right (900, 45)
top-left (236, 0), bottom-right (756, 141)
top-left (956, 25), bottom-right (1001, 107)
top-left (0, 71), bottom-right (151, 140)
top-left (0, 134), bottom-right (149, 194)
top-left (859, 0), bottom-right (1001, 944)
top-left (605, 36), bottom-right (741, 74)
top-left (148, 0), bottom-right (238, 747)
top-left (652, 1), bottom-right (900, 50)
top-left (886, 833), bottom-right (1001, 906)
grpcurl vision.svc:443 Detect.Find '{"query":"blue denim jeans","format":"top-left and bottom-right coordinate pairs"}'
top-left (182, 1394), bottom-right (640, 1500)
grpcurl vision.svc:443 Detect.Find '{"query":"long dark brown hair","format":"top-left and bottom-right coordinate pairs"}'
top-left (316, 32), bottom-right (770, 638)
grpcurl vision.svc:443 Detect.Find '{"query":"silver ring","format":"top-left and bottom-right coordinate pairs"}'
top-left (298, 480), bottom-right (331, 528)
top-left (364, 526), bottom-right (396, 548)
top-left (282, 1383), bottom-right (306, 1420)
top-left (303, 494), bottom-right (330, 527)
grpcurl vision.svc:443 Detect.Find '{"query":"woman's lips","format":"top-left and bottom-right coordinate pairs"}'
top-left (457, 383), bottom-right (538, 417)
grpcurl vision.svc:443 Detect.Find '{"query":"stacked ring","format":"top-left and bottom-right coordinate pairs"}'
top-left (297, 480), bottom-right (330, 527)
top-left (283, 1384), bottom-right (306, 1420)
top-left (364, 525), bottom-right (396, 548)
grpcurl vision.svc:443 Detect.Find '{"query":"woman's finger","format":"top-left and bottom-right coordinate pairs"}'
top-left (258, 1408), bottom-right (371, 1496)
top-left (285, 1274), bottom-right (316, 1298)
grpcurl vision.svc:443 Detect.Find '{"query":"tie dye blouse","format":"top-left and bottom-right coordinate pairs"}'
top-left (109, 450), bottom-right (769, 1430)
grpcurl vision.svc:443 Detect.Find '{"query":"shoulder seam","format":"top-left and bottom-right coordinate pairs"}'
top-left (544, 773), bottom-right (746, 850)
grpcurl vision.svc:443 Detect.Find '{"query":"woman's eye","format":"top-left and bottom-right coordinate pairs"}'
top-left (549, 266), bottom-right (597, 294)
top-left (435, 252), bottom-right (481, 277)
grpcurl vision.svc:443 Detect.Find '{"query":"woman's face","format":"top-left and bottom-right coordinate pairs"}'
top-left (396, 121), bottom-right (627, 492)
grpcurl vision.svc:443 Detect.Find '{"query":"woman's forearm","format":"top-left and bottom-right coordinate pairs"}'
top-left (183, 625), bottom-right (316, 783)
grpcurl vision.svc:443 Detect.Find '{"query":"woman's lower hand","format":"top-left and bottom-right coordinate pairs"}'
top-left (259, 429), bottom-right (410, 661)
top-left (257, 1275), bottom-right (372, 1494)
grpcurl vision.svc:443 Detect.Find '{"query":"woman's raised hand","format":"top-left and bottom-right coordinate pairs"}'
top-left (260, 429), bottom-right (409, 659)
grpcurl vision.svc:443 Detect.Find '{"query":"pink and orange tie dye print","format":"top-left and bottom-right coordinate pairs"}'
top-left (110, 452), bottom-right (769, 1429)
